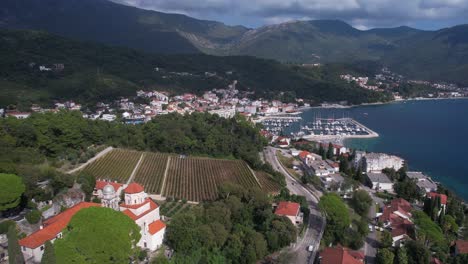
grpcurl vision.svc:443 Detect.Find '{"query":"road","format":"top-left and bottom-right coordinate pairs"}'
top-left (264, 147), bottom-right (325, 264)
top-left (361, 186), bottom-right (385, 264)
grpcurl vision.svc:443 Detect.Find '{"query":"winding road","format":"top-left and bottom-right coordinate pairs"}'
top-left (264, 147), bottom-right (325, 264)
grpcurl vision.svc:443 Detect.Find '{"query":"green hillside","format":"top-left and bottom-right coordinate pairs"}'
top-left (0, 29), bottom-right (389, 108)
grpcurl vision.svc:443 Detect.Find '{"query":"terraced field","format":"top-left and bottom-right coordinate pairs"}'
top-left (162, 157), bottom-right (259, 202)
top-left (82, 149), bottom-right (142, 182)
top-left (133, 153), bottom-right (169, 193)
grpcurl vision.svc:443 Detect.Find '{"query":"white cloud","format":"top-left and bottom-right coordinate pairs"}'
top-left (110, 0), bottom-right (468, 29)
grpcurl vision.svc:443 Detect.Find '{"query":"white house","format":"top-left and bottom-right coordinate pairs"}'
top-left (363, 153), bottom-right (404, 173)
top-left (274, 201), bottom-right (303, 226)
top-left (367, 173), bottom-right (394, 192)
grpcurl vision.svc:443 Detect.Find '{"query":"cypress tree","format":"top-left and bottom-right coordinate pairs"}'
top-left (326, 143), bottom-right (334, 159)
top-left (41, 241), bottom-right (56, 264)
top-left (7, 225), bottom-right (24, 264)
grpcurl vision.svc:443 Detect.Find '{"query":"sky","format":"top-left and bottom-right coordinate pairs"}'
top-left (111, 0), bottom-right (468, 30)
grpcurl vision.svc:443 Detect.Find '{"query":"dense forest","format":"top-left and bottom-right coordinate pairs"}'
top-left (0, 29), bottom-right (391, 108)
top-left (160, 183), bottom-right (297, 264)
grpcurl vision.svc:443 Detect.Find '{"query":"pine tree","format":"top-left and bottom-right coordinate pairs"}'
top-left (41, 241), bottom-right (56, 264)
top-left (7, 225), bottom-right (24, 264)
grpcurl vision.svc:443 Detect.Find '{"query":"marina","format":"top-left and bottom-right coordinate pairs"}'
top-left (294, 117), bottom-right (379, 141)
top-left (254, 116), bottom-right (302, 134)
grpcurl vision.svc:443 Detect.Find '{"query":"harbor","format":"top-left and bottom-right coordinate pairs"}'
top-left (254, 115), bottom-right (302, 134)
top-left (294, 117), bottom-right (379, 142)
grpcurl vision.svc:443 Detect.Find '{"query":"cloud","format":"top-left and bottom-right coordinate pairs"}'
top-left (110, 0), bottom-right (468, 29)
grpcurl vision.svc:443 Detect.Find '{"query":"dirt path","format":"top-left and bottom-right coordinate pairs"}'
top-left (66, 147), bottom-right (114, 174)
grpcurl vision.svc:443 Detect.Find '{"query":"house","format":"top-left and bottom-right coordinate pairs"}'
top-left (454, 240), bottom-right (468, 255)
top-left (309, 160), bottom-right (335, 177)
top-left (378, 198), bottom-right (414, 247)
top-left (319, 245), bottom-right (365, 264)
top-left (274, 201), bottom-right (303, 225)
top-left (367, 173), bottom-right (394, 192)
top-left (407, 172), bottom-right (437, 193)
top-left (427, 192), bottom-right (448, 215)
top-left (5, 111), bottom-right (31, 119)
top-left (274, 136), bottom-right (291, 148)
top-left (0, 234), bottom-right (8, 263)
top-left (325, 160), bottom-right (340, 173)
top-left (319, 143), bottom-right (349, 156)
top-left (19, 202), bottom-right (100, 263)
top-left (362, 153), bottom-right (404, 173)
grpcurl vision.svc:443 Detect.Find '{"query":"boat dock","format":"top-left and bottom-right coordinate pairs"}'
top-left (295, 117), bottom-right (379, 141)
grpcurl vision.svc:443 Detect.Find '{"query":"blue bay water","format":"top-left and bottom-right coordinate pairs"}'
top-left (295, 99), bottom-right (468, 200)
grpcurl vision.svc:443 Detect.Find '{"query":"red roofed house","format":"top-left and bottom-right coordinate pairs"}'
top-left (427, 192), bottom-right (448, 215)
top-left (319, 245), bottom-right (365, 264)
top-left (378, 198), bottom-right (414, 247)
top-left (19, 202), bottom-right (100, 263)
top-left (454, 240), bottom-right (468, 256)
top-left (275, 201), bottom-right (303, 225)
top-left (319, 143), bottom-right (349, 156)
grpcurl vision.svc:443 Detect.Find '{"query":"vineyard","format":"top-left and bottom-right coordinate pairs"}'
top-left (81, 149), bottom-right (282, 202)
top-left (82, 149), bottom-right (142, 182)
top-left (255, 171), bottom-right (282, 195)
top-left (162, 157), bottom-right (260, 202)
top-left (133, 152), bottom-right (169, 194)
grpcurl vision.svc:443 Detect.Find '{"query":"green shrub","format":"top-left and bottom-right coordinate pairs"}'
top-left (25, 210), bottom-right (42, 224)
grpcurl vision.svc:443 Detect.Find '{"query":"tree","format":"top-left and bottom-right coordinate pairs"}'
top-left (0, 173), bottom-right (25, 212)
top-left (326, 143), bottom-right (334, 159)
top-left (7, 225), bottom-right (24, 264)
top-left (25, 210), bottom-right (42, 224)
top-left (350, 190), bottom-right (373, 216)
top-left (405, 240), bottom-right (430, 264)
top-left (54, 207), bottom-right (141, 263)
top-left (412, 210), bottom-right (445, 247)
top-left (376, 248), bottom-right (395, 264)
top-left (319, 193), bottom-right (351, 245)
top-left (41, 241), bottom-right (56, 264)
top-left (394, 179), bottom-right (421, 202)
top-left (380, 230), bottom-right (393, 248)
top-left (396, 247), bottom-right (408, 264)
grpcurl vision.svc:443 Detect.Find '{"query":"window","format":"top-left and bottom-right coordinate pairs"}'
top-left (40, 246), bottom-right (44, 251)
top-left (22, 246), bottom-right (26, 252)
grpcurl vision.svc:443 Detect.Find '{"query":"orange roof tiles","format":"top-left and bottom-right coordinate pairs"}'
top-left (148, 220), bottom-right (166, 235)
top-left (121, 198), bottom-right (159, 221)
top-left (320, 246), bottom-right (364, 264)
top-left (427, 192), bottom-right (448, 205)
top-left (19, 202), bottom-right (100, 249)
top-left (125, 183), bottom-right (145, 194)
top-left (456, 240), bottom-right (468, 254)
top-left (275, 201), bottom-right (300, 217)
top-left (95, 180), bottom-right (123, 191)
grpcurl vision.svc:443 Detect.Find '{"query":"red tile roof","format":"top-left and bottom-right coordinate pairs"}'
top-left (299, 151), bottom-right (311, 159)
top-left (125, 183), bottom-right (145, 194)
top-left (275, 201), bottom-right (300, 217)
top-left (148, 220), bottom-right (166, 235)
top-left (320, 246), bottom-right (364, 264)
top-left (379, 198), bottom-right (412, 223)
top-left (456, 240), bottom-right (468, 255)
top-left (121, 198), bottom-right (159, 221)
top-left (19, 202), bottom-right (100, 249)
top-left (427, 192), bottom-right (448, 205)
top-left (95, 180), bottom-right (123, 191)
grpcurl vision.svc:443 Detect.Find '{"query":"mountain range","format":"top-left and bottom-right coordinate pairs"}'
top-left (1, 0), bottom-right (468, 85)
